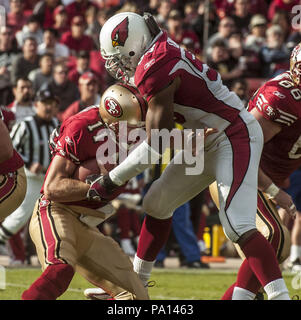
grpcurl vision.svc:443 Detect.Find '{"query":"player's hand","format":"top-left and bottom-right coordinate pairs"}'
top-left (86, 174), bottom-right (126, 202)
top-left (272, 189), bottom-right (296, 219)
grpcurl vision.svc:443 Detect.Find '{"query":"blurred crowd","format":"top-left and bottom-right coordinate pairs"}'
top-left (0, 0), bottom-right (300, 266)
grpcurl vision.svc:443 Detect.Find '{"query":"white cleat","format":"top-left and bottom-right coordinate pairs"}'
top-left (84, 288), bottom-right (113, 300)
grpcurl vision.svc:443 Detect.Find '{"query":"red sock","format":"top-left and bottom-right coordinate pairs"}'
top-left (236, 259), bottom-right (262, 291)
top-left (240, 231), bottom-right (282, 287)
top-left (221, 282), bottom-right (236, 300)
top-left (22, 264), bottom-right (74, 300)
top-left (136, 215), bottom-right (172, 261)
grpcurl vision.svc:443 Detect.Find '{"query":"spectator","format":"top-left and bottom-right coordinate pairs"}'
top-left (42, 62), bottom-right (79, 113)
top-left (167, 9), bottom-right (201, 56)
top-left (259, 24), bottom-right (290, 78)
top-left (11, 37), bottom-right (40, 85)
top-left (155, 0), bottom-right (173, 30)
top-left (0, 26), bottom-right (20, 105)
top-left (230, 0), bottom-right (252, 36)
top-left (207, 39), bottom-right (242, 88)
top-left (65, 0), bottom-right (99, 25)
top-left (228, 32), bottom-right (261, 77)
top-left (229, 78), bottom-right (249, 106)
top-left (68, 50), bottom-right (92, 85)
top-left (245, 14), bottom-right (267, 53)
top-left (15, 15), bottom-right (44, 49)
top-left (28, 53), bottom-right (54, 92)
top-left (84, 7), bottom-right (113, 50)
top-left (192, 1), bottom-right (219, 47)
top-left (6, 0), bottom-right (31, 36)
top-left (207, 16), bottom-right (236, 54)
top-left (270, 10), bottom-right (292, 41)
top-left (38, 28), bottom-right (69, 62)
top-left (268, 0), bottom-right (300, 22)
top-left (33, 0), bottom-right (61, 29)
top-left (60, 71), bottom-right (100, 122)
top-left (60, 15), bottom-right (95, 56)
top-left (52, 5), bottom-right (70, 35)
top-left (287, 24), bottom-right (301, 52)
top-left (7, 77), bottom-right (35, 122)
top-left (143, 0), bottom-right (160, 16)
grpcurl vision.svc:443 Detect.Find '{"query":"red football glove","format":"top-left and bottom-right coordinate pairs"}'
top-left (86, 174), bottom-right (126, 202)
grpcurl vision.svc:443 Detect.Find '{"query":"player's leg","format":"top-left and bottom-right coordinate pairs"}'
top-left (21, 197), bottom-right (77, 300)
top-left (75, 227), bottom-right (149, 300)
top-left (0, 173), bottom-right (43, 256)
top-left (171, 202), bottom-right (206, 267)
top-left (134, 150), bottom-right (215, 285)
top-left (222, 191), bottom-right (291, 299)
top-left (0, 167), bottom-right (27, 222)
top-left (216, 119), bottom-right (290, 300)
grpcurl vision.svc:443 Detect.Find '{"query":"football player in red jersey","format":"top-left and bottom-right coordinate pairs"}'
top-left (97, 12), bottom-right (291, 299)
top-left (0, 109), bottom-right (27, 222)
top-left (21, 83), bottom-right (149, 300)
top-left (216, 42), bottom-right (301, 299)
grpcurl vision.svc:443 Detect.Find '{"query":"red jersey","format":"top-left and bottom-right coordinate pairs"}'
top-left (42, 106), bottom-right (115, 209)
top-left (135, 31), bottom-right (253, 147)
top-left (248, 72), bottom-right (301, 187)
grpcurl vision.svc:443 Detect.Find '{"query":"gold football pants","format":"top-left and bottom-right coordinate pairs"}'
top-left (0, 166), bottom-right (27, 222)
top-left (30, 195), bottom-right (149, 300)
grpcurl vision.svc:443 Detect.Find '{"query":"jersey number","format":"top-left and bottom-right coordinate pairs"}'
top-left (279, 80), bottom-right (301, 101)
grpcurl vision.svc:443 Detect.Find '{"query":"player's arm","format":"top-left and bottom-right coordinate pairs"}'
top-left (43, 155), bottom-right (90, 202)
top-left (250, 108), bottom-right (296, 217)
top-left (0, 118), bottom-right (13, 163)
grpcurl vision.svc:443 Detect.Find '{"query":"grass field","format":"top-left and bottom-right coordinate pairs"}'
top-left (0, 267), bottom-right (300, 300)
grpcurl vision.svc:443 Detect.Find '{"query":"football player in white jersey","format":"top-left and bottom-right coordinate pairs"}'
top-left (94, 12), bottom-right (291, 299)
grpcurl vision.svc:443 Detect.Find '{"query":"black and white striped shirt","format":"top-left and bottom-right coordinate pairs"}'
top-left (10, 115), bottom-right (60, 170)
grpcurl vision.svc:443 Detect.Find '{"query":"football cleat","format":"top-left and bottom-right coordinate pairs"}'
top-left (84, 288), bottom-right (113, 300)
top-left (287, 258), bottom-right (301, 273)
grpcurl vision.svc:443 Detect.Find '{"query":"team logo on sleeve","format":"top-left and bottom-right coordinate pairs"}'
top-left (111, 17), bottom-right (129, 48)
top-left (104, 97), bottom-right (123, 118)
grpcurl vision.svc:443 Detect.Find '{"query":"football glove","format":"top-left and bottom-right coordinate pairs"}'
top-left (86, 174), bottom-right (126, 202)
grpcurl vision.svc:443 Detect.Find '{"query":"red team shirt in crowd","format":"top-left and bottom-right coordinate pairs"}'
top-left (248, 71), bottom-right (301, 187)
top-left (42, 106), bottom-right (119, 209)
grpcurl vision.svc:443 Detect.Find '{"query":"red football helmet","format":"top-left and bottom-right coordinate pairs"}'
top-left (290, 42), bottom-right (301, 87)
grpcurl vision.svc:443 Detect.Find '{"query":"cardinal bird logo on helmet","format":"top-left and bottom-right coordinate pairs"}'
top-left (111, 17), bottom-right (129, 48)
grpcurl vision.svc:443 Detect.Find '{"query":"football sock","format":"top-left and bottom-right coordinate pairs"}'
top-left (290, 244), bottom-right (301, 262)
top-left (133, 255), bottom-right (155, 286)
top-left (240, 231), bottom-right (290, 300)
top-left (232, 287), bottom-right (256, 300)
top-left (134, 215), bottom-right (172, 285)
top-left (136, 215), bottom-right (172, 261)
top-left (221, 283), bottom-right (236, 300)
top-left (21, 264), bottom-right (74, 300)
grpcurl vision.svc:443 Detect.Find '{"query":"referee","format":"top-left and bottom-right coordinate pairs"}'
top-left (0, 89), bottom-right (60, 262)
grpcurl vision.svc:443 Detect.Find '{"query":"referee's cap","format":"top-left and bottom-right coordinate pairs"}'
top-left (35, 89), bottom-right (60, 104)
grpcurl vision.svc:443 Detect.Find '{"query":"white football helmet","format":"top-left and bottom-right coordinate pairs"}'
top-left (99, 12), bottom-right (153, 82)
top-left (290, 42), bottom-right (301, 87)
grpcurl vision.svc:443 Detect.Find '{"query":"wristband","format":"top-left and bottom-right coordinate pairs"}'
top-left (264, 183), bottom-right (280, 199)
